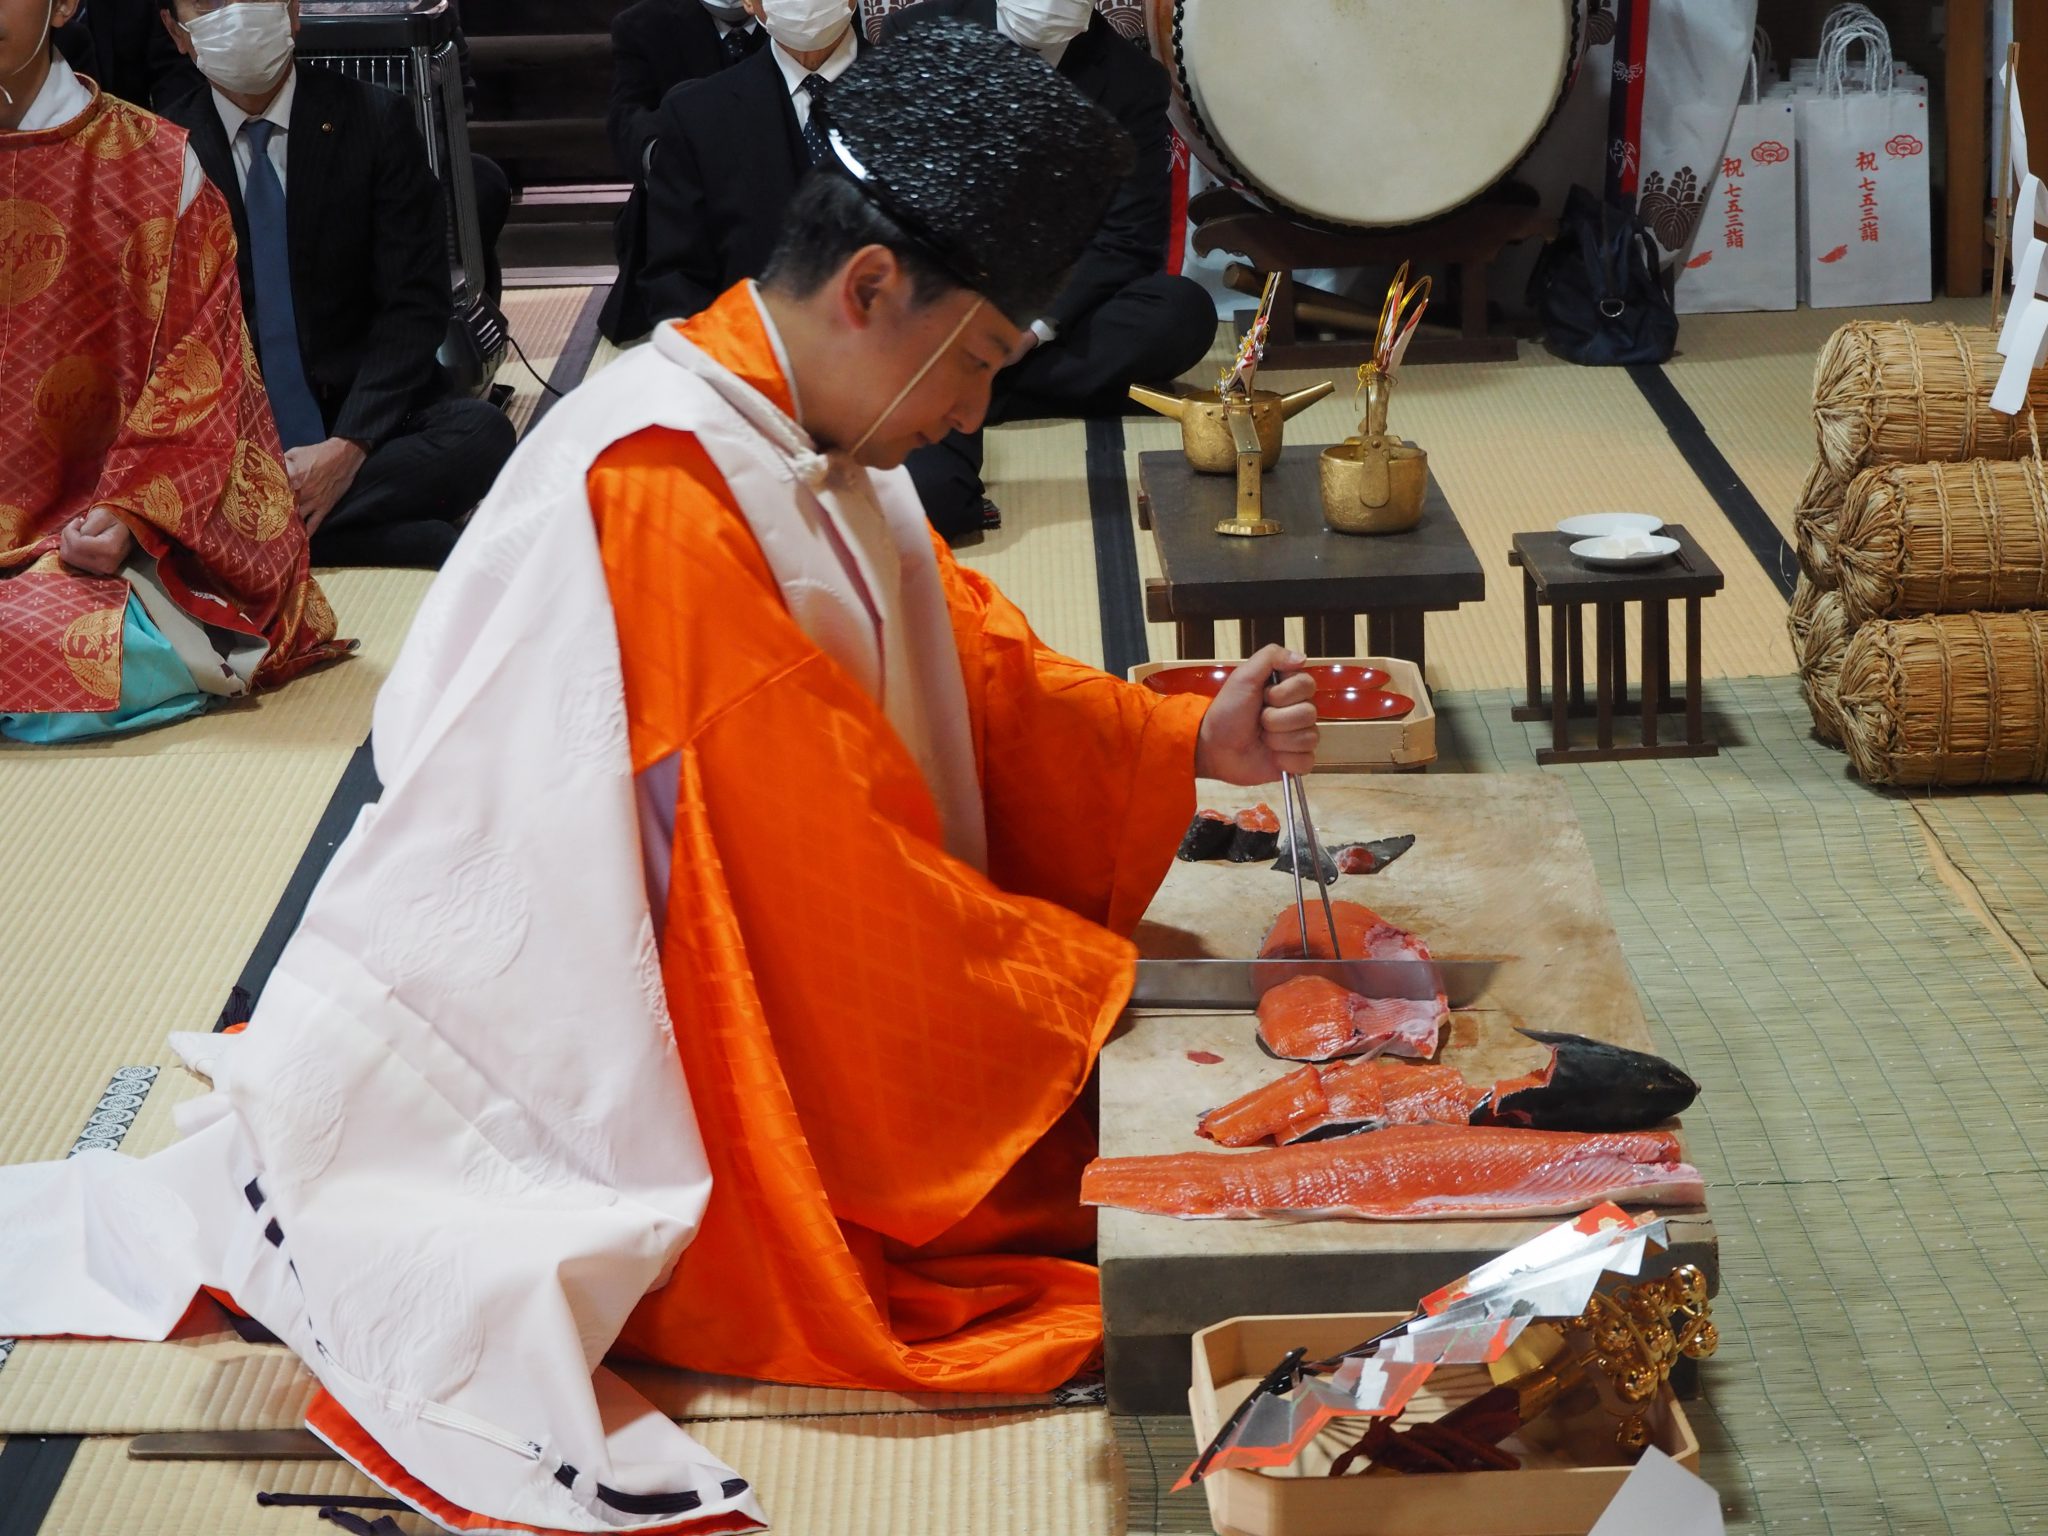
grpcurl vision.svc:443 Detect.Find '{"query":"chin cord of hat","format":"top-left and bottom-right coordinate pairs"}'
top-left (1, 2), bottom-right (56, 110)
top-left (846, 297), bottom-right (983, 462)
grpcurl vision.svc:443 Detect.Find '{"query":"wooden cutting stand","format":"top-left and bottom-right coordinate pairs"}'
top-left (1097, 774), bottom-right (1719, 1414)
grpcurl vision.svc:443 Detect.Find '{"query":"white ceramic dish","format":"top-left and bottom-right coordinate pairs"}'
top-left (1570, 532), bottom-right (1681, 568)
top-left (1557, 511), bottom-right (1664, 538)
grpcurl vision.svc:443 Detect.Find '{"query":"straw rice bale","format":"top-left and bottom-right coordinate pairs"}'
top-left (1812, 322), bottom-right (2047, 484)
top-left (1833, 457), bottom-right (2048, 625)
top-left (1837, 611), bottom-right (2048, 786)
top-left (1788, 575), bottom-right (1855, 746)
top-left (1793, 459), bottom-right (1846, 588)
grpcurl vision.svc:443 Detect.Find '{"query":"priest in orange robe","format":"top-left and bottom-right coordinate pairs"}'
top-left (581, 20), bottom-right (1316, 1394)
top-left (0, 26), bottom-right (1319, 1520)
top-left (0, 0), bottom-right (345, 742)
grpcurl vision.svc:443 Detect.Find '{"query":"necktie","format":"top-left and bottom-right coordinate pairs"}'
top-left (798, 74), bottom-right (831, 167)
top-left (720, 26), bottom-right (753, 66)
top-left (240, 118), bottom-right (326, 451)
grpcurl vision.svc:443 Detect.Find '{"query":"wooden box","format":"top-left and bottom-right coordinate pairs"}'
top-left (1187, 1312), bottom-right (1701, 1536)
top-left (1127, 656), bottom-right (1436, 772)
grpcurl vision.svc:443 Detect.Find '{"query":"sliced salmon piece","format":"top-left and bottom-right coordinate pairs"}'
top-left (1254, 976), bottom-right (1446, 1063)
top-left (1197, 1059), bottom-right (1488, 1146)
top-left (1259, 899), bottom-right (1433, 964)
top-left (1081, 1124), bottom-right (1703, 1221)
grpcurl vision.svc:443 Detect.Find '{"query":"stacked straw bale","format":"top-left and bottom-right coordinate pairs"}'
top-left (1832, 458), bottom-right (2048, 625)
top-left (1813, 322), bottom-right (2048, 483)
top-left (1838, 612), bottom-right (2048, 786)
top-left (1788, 576), bottom-right (1855, 745)
top-left (1795, 320), bottom-right (2048, 780)
top-left (1794, 461), bottom-right (1847, 587)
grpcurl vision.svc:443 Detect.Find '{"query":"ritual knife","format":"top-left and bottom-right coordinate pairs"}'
top-left (1129, 957), bottom-right (1499, 1011)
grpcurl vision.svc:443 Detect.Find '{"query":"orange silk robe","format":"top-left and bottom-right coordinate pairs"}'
top-left (0, 86), bottom-right (343, 713)
top-left (591, 287), bottom-right (1207, 1393)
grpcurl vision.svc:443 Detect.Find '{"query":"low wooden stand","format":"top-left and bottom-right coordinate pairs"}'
top-left (1190, 183), bottom-right (1554, 368)
top-left (1138, 447), bottom-right (1484, 671)
top-left (1509, 528), bottom-right (1724, 766)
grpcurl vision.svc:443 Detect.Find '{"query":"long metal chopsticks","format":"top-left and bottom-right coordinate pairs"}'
top-left (1280, 769), bottom-right (1343, 959)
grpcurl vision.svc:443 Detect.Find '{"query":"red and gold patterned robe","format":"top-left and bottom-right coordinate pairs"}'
top-left (0, 82), bottom-right (345, 714)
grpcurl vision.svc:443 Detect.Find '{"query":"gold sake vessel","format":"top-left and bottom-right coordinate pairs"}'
top-left (1128, 381), bottom-right (1333, 474)
top-left (1320, 365), bottom-right (1427, 535)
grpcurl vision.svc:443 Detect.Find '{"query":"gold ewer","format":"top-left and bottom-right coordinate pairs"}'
top-left (1320, 365), bottom-right (1428, 535)
top-left (1127, 381), bottom-right (1333, 474)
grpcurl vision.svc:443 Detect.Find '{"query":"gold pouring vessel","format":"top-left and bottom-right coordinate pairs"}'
top-left (1129, 271), bottom-right (1332, 537)
top-left (1320, 264), bottom-right (1433, 536)
top-left (1320, 365), bottom-right (1429, 534)
top-left (1126, 381), bottom-right (1334, 473)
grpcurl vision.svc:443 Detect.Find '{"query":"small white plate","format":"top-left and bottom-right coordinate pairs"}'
top-left (1557, 512), bottom-right (1665, 539)
top-left (1571, 533), bottom-right (1681, 568)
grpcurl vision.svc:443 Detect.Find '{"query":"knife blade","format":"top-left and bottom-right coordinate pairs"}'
top-left (1130, 957), bottom-right (1499, 1011)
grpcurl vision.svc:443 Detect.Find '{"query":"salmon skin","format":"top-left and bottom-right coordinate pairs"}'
top-left (1179, 805), bottom-right (1282, 863)
top-left (1198, 1033), bottom-right (1698, 1146)
top-left (1081, 1124), bottom-right (1704, 1221)
top-left (1254, 976), bottom-right (1447, 1063)
top-left (1271, 834), bottom-right (1416, 881)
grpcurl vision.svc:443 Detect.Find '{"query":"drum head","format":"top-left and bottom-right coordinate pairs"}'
top-left (1174, 0), bottom-right (1575, 227)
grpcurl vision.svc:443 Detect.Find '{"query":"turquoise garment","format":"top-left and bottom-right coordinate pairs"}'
top-left (1, 593), bottom-right (208, 743)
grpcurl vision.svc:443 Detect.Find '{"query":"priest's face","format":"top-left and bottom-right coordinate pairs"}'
top-left (830, 255), bottom-right (1022, 469)
top-left (0, 0), bottom-right (79, 103)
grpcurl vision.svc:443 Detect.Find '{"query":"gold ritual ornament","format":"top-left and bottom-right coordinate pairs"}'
top-left (1321, 264), bottom-right (1432, 535)
top-left (1129, 270), bottom-right (1332, 536)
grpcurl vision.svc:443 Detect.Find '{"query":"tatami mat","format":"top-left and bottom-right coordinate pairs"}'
top-left (496, 286), bottom-right (599, 434)
top-left (1911, 793), bottom-right (2048, 992)
top-left (1121, 677), bottom-right (2048, 1535)
top-left (0, 1296), bottom-right (1052, 1436)
top-left (35, 1409), bottom-right (1120, 1536)
top-left (0, 570), bottom-right (430, 1167)
top-left (1124, 349), bottom-right (1797, 692)
top-left (1663, 297), bottom-right (1989, 541)
top-left (956, 419), bottom-right (1106, 665)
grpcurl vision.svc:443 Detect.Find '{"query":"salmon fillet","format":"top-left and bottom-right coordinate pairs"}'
top-left (1260, 898), bottom-right (1427, 963)
top-left (1197, 1059), bottom-right (1488, 1145)
top-left (1081, 1124), bottom-right (1704, 1220)
top-left (1254, 976), bottom-right (1447, 1062)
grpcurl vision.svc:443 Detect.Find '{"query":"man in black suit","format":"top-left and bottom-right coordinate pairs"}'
top-left (885, 0), bottom-right (1215, 538)
top-left (54, 0), bottom-right (180, 104)
top-left (598, 0), bottom-right (767, 341)
top-left (606, 0), bottom-right (764, 180)
top-left (154, 0), bottom-right (514, 568)
top-left (611, 0), bottom-right (860, 342)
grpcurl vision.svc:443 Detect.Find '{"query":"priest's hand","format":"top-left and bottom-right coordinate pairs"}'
top-left (286, 438), bottom-right (368, 536)
top-left (1192, 645), bottom-right (1319, 784)
top-left (59, 507), bottom-right (136, 577)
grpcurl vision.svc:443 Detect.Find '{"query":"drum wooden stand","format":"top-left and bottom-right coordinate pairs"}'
top-left (1192, 183), bottom-right (1554, 367)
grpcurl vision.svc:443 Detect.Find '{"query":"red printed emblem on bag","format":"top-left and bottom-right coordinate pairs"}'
top-left (1818, 244), bottom-right (1849, 264)
top-left (1750, 140), bottom-right (1790, 165)
top-left (1885, 133), bottom-right (1924, 158)
top-left (1685, 250), bottom-right (1713, 269)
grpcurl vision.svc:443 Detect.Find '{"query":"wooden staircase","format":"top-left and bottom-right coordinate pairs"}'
top-left (465, 0), bottom-right (626, 282)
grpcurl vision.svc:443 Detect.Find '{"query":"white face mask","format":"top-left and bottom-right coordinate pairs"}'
top-left (756, 0), bottom-right (850, 54)
top-left (996, 0), bottom-right (1092, 53)
top-left (700, 0), bottom-right (751, 25)
top-left (182, 2), bottom-right (295, 98)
